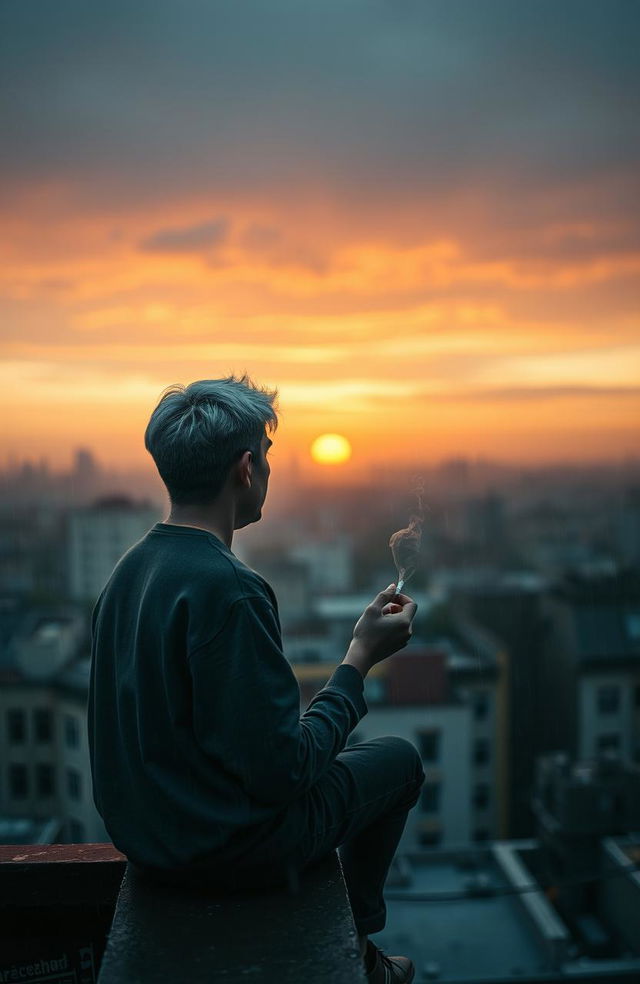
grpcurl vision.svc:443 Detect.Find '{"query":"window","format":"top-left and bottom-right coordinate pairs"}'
top-left (34, 708), bottom-right (52, 743)
top-left (36, 763), bottom-right (55, 798)
top-left (7, 709), bottom-right (26, 744)
top-left (66, 768), bottom-right (82, 800)
top-left (64, 714), bottom-right (80, 749)
top-left (9, 764), bottom-right (28, 799)
top-left (597, 733), bottom-right (620, 754)
top-left (597, 686), bottom-right (620, 715)
top-left (473, 738), bottom-right (490, 766)
top-left (420, 782), bottom-right (441, 813)
top-left (68, 819), bottom-right (85, 843)
top-left (418, 730), bottom-right (440, 763)
top-left (625, 612), bottom-right (640, 640)
top-left (473, 783), bottom-right (490, 810)
top-left (473, 692), bottom-right (489, 721)
top-left (418, 830), bottom-right (442, 847)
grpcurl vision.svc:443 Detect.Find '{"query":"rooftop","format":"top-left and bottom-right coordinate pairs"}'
top-left (375, 841), bottom-right (640, 982)
top-left (572, 606), bottom-right (640, 663)
top-left (380, 849), bottom-right (545, 981)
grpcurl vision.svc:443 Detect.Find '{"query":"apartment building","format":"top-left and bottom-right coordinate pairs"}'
top-left (66, 495), bottom-right (160, 603)
top-left (541, 571), bottom-right (640, 767)
top-left (0, 606), bottom-right (107, 843)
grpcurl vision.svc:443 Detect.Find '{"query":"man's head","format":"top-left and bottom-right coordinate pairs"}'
top-left (144, 374), bottom-right (278, 521)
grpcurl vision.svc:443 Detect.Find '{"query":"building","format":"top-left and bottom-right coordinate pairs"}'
top-left (66, 495), bottom-right (160, 603)
top-left (282, 617), bottom-right (337, 665)
top-left (532, 752), bottom-right (640, 917)
top-left (289, 536), bottom-right (354, 593)
top-left (376, 837), bottom-right (640, 982)
top-left (615, 487), bottom-right (640, 569)
top-left (375, 755), bottom-right (640, 982)
top-left (444, 570), bottom-right (555, 838)
top-left (0, 606), bottom-right (107, 843)
top-left (248, 552), bottom-right (313, 629)
top-left (464, 491), bottom-right (510, 561)
top-left (541, 571), bottom-right (640, 768)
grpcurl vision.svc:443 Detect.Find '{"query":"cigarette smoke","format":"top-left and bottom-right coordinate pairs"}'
top-left (389, 479), bottom-right (425, 588)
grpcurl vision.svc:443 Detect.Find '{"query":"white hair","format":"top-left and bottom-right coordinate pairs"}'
top-left (144, 374), bottom-right (278, 505)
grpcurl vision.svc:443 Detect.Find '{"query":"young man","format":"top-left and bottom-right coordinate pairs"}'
top-left (88, 375), bottom-right (424, 983)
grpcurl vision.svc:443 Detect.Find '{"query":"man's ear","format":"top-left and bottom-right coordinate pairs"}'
top-left (237, 449), bottom-right (253, 488)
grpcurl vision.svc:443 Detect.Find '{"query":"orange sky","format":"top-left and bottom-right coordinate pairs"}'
top-left (1, 3), bottom-right (639, 474)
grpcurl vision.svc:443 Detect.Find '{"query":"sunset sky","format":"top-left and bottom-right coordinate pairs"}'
top-left (1, 1), bottom-right (639, 474)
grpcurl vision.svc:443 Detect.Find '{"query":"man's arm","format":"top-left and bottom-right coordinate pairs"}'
top-left (188, 594), bottom-right (367, 807)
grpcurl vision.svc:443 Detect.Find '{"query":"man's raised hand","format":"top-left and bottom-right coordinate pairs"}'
top-left (344, 583), bottom-right (417, 677)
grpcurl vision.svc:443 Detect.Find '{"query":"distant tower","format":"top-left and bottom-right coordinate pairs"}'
top-left (66, 496), bottom-right (160, 603)
top-left (465, 491), bottom-right (505, 546)
top-left (616, 488), bottom-right (640, 568)
top-left (441, 457), bottom-right (470, 485)
top-left (73, 448), bottom-right (98, 480)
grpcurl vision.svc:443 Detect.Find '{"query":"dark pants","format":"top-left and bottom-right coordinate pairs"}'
top-left (135, 736), bottom-right (425, 936)
top-left (190, 736), bottom-right (425, 936)
top-left (294, 735), bottom-right (426, 935)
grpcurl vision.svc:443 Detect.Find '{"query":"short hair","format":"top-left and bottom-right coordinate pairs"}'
top-left (144, 374), bottom-right (278, 506)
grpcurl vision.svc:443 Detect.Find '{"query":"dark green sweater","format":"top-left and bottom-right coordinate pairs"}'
top-left (88, 522), bottom-right (367, 871)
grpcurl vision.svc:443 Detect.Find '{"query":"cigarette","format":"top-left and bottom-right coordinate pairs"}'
top-left (396, 579), bottom-right (404, 595)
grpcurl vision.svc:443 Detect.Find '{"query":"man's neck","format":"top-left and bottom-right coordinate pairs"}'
top-left (166, 507), bottom-right (233, 548)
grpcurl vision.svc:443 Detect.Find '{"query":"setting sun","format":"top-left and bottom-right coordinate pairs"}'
top-left (310, 433), bottom-right (352, 465)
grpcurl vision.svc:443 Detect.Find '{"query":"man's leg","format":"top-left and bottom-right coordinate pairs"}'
top-left (297, 735), bottom-right (425, 938)
top-left (169, 735), bottom-right (424, 941)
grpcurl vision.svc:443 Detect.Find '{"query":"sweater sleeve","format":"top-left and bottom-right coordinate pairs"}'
top-left (188, 594), bottom-right (367, 806)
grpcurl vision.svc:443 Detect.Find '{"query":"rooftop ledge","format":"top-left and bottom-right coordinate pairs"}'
top-left (0, 843), bottom-right (365, 984)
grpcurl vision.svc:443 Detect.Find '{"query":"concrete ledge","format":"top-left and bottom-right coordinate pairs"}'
top-left (98, 850), bottom-right (366, 983)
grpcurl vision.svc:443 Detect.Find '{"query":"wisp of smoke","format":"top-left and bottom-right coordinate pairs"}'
top-left (389, 479), bottom-right (425, 593)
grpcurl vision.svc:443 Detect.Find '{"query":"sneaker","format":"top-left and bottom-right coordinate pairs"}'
top-left (364, 940), bottom-right (415, 983)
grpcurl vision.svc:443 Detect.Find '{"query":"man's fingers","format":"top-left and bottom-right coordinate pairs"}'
top-left (382, 602), bottom-right (403, 615)
top-left (393, 593), bottom-right (418, 619)
top-left (372, 586), bottom-right (418, 620)
top-left (393, 591), bottom-right (413, 605)
top-left (372, 584), bottom-right (398, 610)
top-left (370, 583), bottom-right (418, 618)
top-left (404, 601), bottom-right (418, 621)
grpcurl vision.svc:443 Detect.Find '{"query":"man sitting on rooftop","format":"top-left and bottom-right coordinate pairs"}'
top-left (88, 374), bottom-right (424, 984)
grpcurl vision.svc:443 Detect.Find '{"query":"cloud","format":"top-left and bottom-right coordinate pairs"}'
top-left (139, 218), bottom-right (229, 254)
top-left (446, 385), bottom-right (640, 403)
top-left (1, 1), bottom-right (638, 467)
top-left (1, 0), bottom-right (638, 215)
top-left (241, 224), bottom-right (281, 251)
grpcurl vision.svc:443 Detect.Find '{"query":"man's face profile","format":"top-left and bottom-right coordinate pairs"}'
top-left (236, 432), bottom-right (272, 529)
